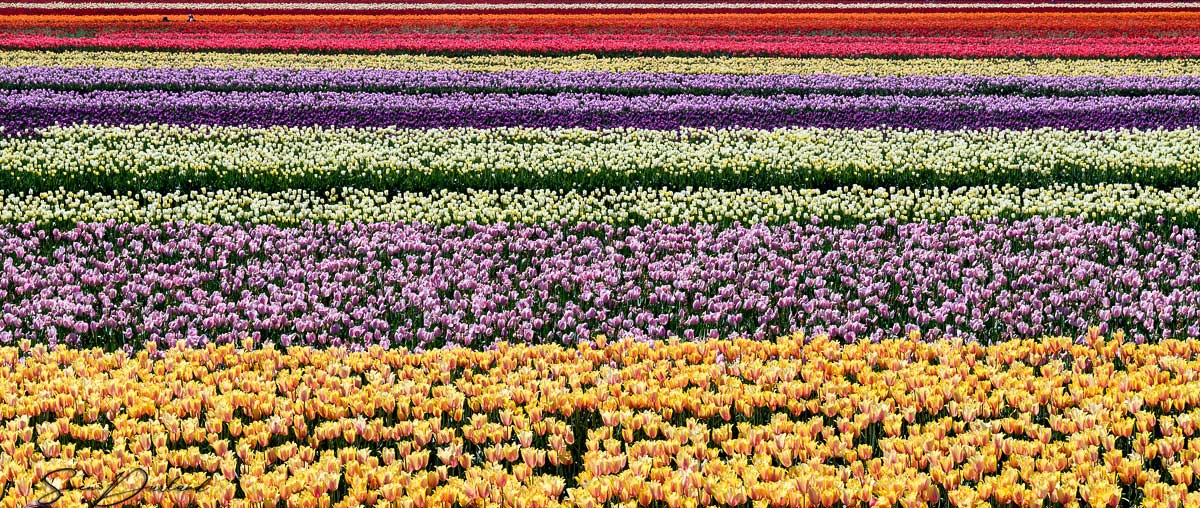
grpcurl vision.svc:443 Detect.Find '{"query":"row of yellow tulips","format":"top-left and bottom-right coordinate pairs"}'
top-left (2, 50), bottom-right (1198, 76)
top-left (2, 331), bottom-right (1199, 508)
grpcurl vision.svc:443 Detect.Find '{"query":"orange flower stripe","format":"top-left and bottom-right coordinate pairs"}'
top-left (1, 332), bottom-right (1200, 507)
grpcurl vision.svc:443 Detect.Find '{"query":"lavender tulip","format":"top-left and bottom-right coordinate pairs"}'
top-left (2, 218), bottom-right (1197, 351)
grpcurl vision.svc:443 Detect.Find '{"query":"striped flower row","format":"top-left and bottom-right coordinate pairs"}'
top-left (4, 183), bottom-right (1200, 227)
top-left (4, 125), bottom-right (1198, 192)
top-left (13, 11), bottom-right (1200, 32)
top-left (5, 50), bottom-right (1198, 76)
top-left (11, 11), bottom-right (1200, 35)
top-left (8, 66), bottom-right (1200, 96)
top-left (1, 334), bottom-right (1198, 508)
top-left (2, 218), bottom-right (1200, 351)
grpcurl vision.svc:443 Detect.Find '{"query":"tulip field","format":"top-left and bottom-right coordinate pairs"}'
top-left (4, 1), bottom-right (1200, 508)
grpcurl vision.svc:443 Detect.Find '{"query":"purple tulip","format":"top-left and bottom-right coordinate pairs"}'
top-left (2, 89), bottom-right (1198, 133)
top-left (0, 218), bottom-right (1197, 351)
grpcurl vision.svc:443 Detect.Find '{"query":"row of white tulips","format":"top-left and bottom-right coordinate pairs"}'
top-left (4, 183), bottom-right (1198, 225)
top-left (5, 124), bottom-right (1199, 191)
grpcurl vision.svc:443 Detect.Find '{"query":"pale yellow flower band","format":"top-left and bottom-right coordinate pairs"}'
top-left (2, 49), bottom-right (1197, 76)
